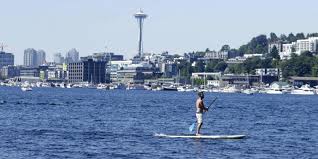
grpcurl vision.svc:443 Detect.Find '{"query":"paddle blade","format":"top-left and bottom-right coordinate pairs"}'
top-left (189, 123), bottom-right (195, 132)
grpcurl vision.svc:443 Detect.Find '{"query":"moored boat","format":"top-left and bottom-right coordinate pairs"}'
top-left (291, 84), bottom-right (315, 95)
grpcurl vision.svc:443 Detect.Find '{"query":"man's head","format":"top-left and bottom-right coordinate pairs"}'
top-left (198, 91), bottom-right (204, 99)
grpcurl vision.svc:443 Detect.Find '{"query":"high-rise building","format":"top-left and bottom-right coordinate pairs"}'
top-left (24, 48), bottom-right (37, 67)
top-left (24, 49), bottom-right (47, 66)
top-left (134, 10), bottom-right (148, 58)
top-left (65, 48), bottom-right (79, 63)
top-left (37, 50), bottom-right (46, 66)
top-left (53, 53), bottom-right (64, 64)
top-left (0, 51), bottom-right (14, 68)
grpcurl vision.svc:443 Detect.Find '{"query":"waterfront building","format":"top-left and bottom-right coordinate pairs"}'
top-left (47, 70), bottom-right (56, 79)
top-left (222, 74), bottom-right (278, 86)
top-left (68, 58), bottom-right (107, 84)
top-left (221, 74), bottom-right (259, 86)
top-left (0, 51), bottom-right (14, 68)
top-left (24, 48), bottom-right (37, 67)
top-left (0, 65), bottom-right (20, 79)
top-left (207, 80), bottom-right (221, 87)
top-left (191, 72), bottom-right (222, 80)
top-left (44, 64), bottom-right (67, 82)
top-left (289, 76), bottom-right (318, 87)
top-left (110, 60), bottom-right (133, 83)
top-left (115, 62), bottom-right (154, 84)
top-left (67, 62), bottom-right (83, 83)
top-left (65, 48), bottom-right (79, 63)
top-left (20, 67), bottom-right (39, 77)
top-left (16, 67), bottom-right (40, 82)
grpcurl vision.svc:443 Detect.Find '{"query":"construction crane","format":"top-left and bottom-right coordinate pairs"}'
top-left (0, 43), bottom-right (7, 52)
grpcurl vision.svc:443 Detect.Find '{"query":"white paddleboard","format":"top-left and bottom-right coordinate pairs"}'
top-left (155, 133), bottom-right (245, 139)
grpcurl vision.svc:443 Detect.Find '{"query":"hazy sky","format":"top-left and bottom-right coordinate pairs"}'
top-left (1, 0), bottom-right (317, 64)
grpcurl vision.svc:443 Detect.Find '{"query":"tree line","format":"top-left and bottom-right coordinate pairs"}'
top-left (176, 32), bottom-right (318, 82)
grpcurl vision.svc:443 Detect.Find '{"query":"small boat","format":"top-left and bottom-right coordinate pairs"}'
top-left (242, 89), bottom-right (254, 95)
top-left (96, 84), bottom-right (107, 90)
top-left (222, 85), bottom-right (240, 93)
top-left (177, 86), bottom-right (186, 92)
top-left (21, 86), bottom-right (32, 91)
top-left (265, 82), bottom-right (286, 94)
top-left (291, 84), bottom-right (315, 95)
top-left (66, 84), bottom-right (72, 88)
top-left (163, 85), bottom-right (178, 91)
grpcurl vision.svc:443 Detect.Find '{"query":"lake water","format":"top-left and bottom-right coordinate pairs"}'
top-left (0, 87), bottom-right (317, 158)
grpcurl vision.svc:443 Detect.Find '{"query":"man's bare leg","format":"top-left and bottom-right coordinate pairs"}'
top-left (196, 123), bottom-right (203, 135)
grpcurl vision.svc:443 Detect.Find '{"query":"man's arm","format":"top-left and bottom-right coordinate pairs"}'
top-left (200, 100), bottom-right (208, 111)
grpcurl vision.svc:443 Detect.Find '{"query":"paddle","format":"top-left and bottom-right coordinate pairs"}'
top-left (189, 97), bottom-right (218, 132)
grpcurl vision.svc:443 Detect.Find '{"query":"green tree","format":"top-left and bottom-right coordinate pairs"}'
top-left (307, 33), bottom-right (318, 38)
top-left (270, 46), bottom-right (280, 60)
top-left (280, 51), bottom-right (316, 78)
top-left (312, 56), bottom-right (318, 77)
top-left (195, 51), bottom-right (206, 57)
top-left (214, 61), bottom-right (228, 72)
top-left (238, 44), bottom-right (248, 54)
top-left (220, 45), bottom-right (230, 52)
top-left (242, 57), bottom-right (262, 74)
top-left (260, 58), bottom-right (273, 68)
top-left (280, 34), bottom-right (287, 41)
top-left (177, 61), bottom-right (192, 79)
top-left (227, 64), bottom-right (244, 74)
top-left (295, 33), bottom-right (305, 40)
top-left (269, 32), bottom-right (278, 42)
top-left (287, 33), bottom-right (297, 42)
top-left (271, 59), bottom-right (280, 68)
top-left (312, 66), bottom-right (318, 77)
top-left (205, 60), bottom-right (221, 72)
top-left (193, 78), bottom-right (205, 86)
top-left (194, 61), bottom-right (205, 72)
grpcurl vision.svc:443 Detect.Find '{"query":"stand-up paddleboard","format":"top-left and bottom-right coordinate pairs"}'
top-left (155, 133), bottom-right (245, 139)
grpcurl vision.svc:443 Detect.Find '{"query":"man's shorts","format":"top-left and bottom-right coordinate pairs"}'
top-left (196, 113), bottom-right (203, 124)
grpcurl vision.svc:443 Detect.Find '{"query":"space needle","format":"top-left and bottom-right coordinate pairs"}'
top-left (134, 9), bottom-right (148, 58)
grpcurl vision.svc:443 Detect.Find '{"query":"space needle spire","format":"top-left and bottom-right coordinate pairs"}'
top-left (134, 9), bottom-right (148, 58)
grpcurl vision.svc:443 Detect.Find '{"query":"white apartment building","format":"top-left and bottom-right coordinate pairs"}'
top-left (280, 37), bottom-right (318, 59)
top-left (280, 43), bottom-right (295, 59)
top-left (204, 51), bottom-right (228, 60)
top-left (255, 68), bottom-right (279, 76)
top-left (295, 37), bottom-right (318, 53)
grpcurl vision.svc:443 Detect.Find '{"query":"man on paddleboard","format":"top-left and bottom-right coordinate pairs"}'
top-left (196, 91), bottom-right (208, 135)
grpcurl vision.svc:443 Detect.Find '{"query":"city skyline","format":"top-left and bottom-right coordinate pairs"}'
top-left (1, 0), bottom-right (318, 65)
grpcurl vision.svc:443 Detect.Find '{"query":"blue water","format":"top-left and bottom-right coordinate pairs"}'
top-left (0, 87), bottom-right (317, 158)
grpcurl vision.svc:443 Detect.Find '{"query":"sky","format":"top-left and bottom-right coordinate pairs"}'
top-left (1, 0), bottom-right (318, 65)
